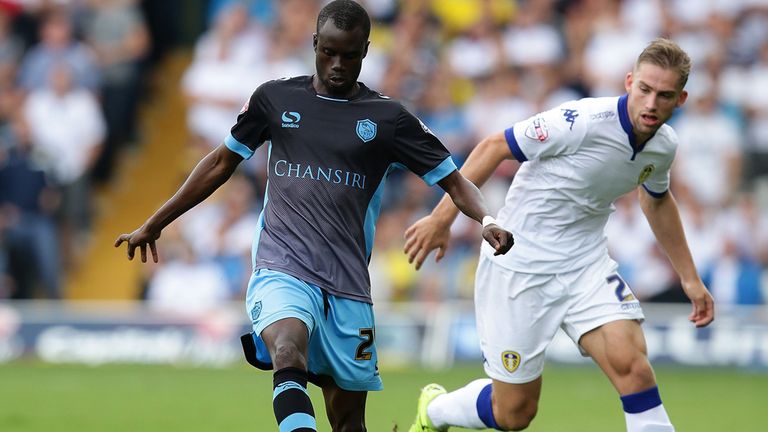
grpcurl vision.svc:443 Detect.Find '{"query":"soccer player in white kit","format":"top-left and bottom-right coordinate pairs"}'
top-left (404, 38), bottom-right (715, 432)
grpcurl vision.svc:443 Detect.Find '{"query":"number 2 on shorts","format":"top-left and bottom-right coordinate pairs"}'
top-left (606, 273), bottom-right (636, 302)
top-left (355, 328), bottom-right (374, 360)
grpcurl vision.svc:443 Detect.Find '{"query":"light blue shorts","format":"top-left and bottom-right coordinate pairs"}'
top-left (243, 268), bottom-right (382, 391)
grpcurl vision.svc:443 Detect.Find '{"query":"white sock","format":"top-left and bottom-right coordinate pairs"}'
top-left (624, 404), bottom-right (674, 432)
top-left (427, 379), bottom-right (491, 429)
top-left (621, 386), bottom-right (674, 432)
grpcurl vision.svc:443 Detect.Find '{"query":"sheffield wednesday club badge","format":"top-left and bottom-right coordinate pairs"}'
top-left (356, 119), bottom-right (377, 143)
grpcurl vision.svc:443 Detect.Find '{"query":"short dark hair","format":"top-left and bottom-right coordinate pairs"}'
top-left (317, 0), bottom-right (371, 40)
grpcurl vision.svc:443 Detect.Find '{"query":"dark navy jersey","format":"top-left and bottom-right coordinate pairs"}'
top-left (225, 76), bottom-right (457, 303)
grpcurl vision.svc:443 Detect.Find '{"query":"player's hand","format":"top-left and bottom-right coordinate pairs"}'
top-left (114, 225), bottom-right (161, 263)
top-left (404, 215), bottom-right (451, 270)
top-left (681, 278), bottom-right (715, 328)
top-left (482, 224), bottom-right (514, 256)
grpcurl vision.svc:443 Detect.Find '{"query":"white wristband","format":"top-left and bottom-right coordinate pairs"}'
top-left (482, 215), bottom-right (497, 227)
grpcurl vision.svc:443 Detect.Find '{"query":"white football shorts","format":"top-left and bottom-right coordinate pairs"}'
top-left (475, 253), bottom-right (645, 384)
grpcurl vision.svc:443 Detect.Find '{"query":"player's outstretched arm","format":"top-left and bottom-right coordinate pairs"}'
top-left (114, 144), bottom-right (243, 263)
top-left (428, 131), bottom-right (516, 227)
top-left (638, 188), bottom-right (715, 327)
top-left (404, 132), bottom-right (516, 269)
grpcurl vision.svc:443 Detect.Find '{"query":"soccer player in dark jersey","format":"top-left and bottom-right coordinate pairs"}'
top-left (115, 1), bottom-right (513, 431)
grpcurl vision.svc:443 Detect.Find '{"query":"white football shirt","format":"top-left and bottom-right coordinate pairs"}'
top-left (482, 94), bottom-right (677, 274)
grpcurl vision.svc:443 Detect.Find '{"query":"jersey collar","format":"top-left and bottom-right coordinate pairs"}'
top-left (618, 93), bottom-right (655, 161)
top-left (308, 75), bottom-right (367, 102)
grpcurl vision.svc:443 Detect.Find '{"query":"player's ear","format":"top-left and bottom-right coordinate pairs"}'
top-left (624, 72), bottom-right (633, 93)
top-left (676, 89), bottom-right (688, 107)
top-left (362, 40), bottom-right (369, 59)
top-left (312, 33), bottom-right (318, 51)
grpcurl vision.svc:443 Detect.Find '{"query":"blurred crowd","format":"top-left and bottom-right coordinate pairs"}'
top-left (0, 0), bottom-right (153, 299)
top-left (1, 0), bottom-right (767, 310)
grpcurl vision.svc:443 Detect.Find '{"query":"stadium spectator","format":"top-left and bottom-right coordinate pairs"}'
top-left (0, 115), bottom-right (60, 299)
top-left (206, 0), bottom-right (275, 27)
top-left (22, 61), bottom-right (105, 266)
top-left (619, 0), bottom-right (664, 38)
top-left (676, 191), bottom-right (727, 285)
top-left (743, 40), bottom-right (768, 181)
top-left (444, 11), bottom-right (502, 80)
top-left (250, 0), bottom-right (314, 94)
top-left (376, 5), bottom-right (437, 101)
top-left (414, 66), bottom-right (472, 159)
top-left (178, 172), bottom-right (259, 297)
top-left (673, 72), bottom-right (743, 208)
top-left (581, 0), bottom-right (649, 96)
top-left (181, 2), bottom-right (268, 152)
top-left (708, 236), bottom-right (764, 306)
top-left (83, 0), bottom-right (149, 182)
top-left (703, 193), bottom-right (764, 306)
top-left (17, 10), bottom-right (99, 93)
top-left (500, 1), bottom-right (562, 69)
top-left (0, 9), bottom-right (22, 70)
top-left (465, 68), bottom-right (534, 143)
top-left (145, 224), bottom-right (231, 314)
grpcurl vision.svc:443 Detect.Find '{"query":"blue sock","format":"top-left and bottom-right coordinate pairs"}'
top-left (272, 368), bottom-right (316, 432)
top-left (620, 386), bottom-right (662, 414)
top-left (620, 386), bottom-right (674, 431)
top-left (476, 383), bottom-right (501, 430)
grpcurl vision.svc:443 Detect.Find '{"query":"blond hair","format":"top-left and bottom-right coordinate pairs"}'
top-left (635, 38), bottom-right (692, 89)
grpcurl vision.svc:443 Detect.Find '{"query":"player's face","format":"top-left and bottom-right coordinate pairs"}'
top-left (625, 62), bottom-right (688, 140)
top-left (313, 21), bottom-right (369, 99)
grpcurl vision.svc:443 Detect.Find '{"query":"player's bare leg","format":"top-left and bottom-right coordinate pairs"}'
top-left (262, 318), bottom-right (317, 431)
top-left (316, 375), bottom-right (367, 432)
top-left (580, 319), bottom-right (674, 431)
top-left (580, 320), bottom-right (656, 393)
top-left (489, 378), bottom-right (542, 430)
top-left (262, 318), bottom-right (310, 370)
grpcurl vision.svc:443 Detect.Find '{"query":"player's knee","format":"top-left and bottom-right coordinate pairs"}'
top-left (628, 358), bottom-right (656, 389)
top-left (271, 342), bottom-right (306, 370)
top-left (628, 355), bottom-right (652, 378)
top-left (610, 353), bottom-right (655, 390)
top-left (494, 399), bottom-right (538, 431)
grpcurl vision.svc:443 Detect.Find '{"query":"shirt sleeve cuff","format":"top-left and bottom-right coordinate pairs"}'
top-left (642, 184), bottom-right (668, 198)
top-left (421, 156), bottom-right (458, 186)
top-left (505, 127), bottom-right (528, 162)
top-left (224, 134), bottom-right (254, 160)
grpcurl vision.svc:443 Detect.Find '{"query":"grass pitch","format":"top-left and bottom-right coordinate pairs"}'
top-left (0, 362), bottom-right (764, 431)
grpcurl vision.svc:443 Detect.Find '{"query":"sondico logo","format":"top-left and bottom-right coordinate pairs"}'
top-left (501, 350), bottom-right (521, 373)
top-left (281, 111), bottom-right (301, 128)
